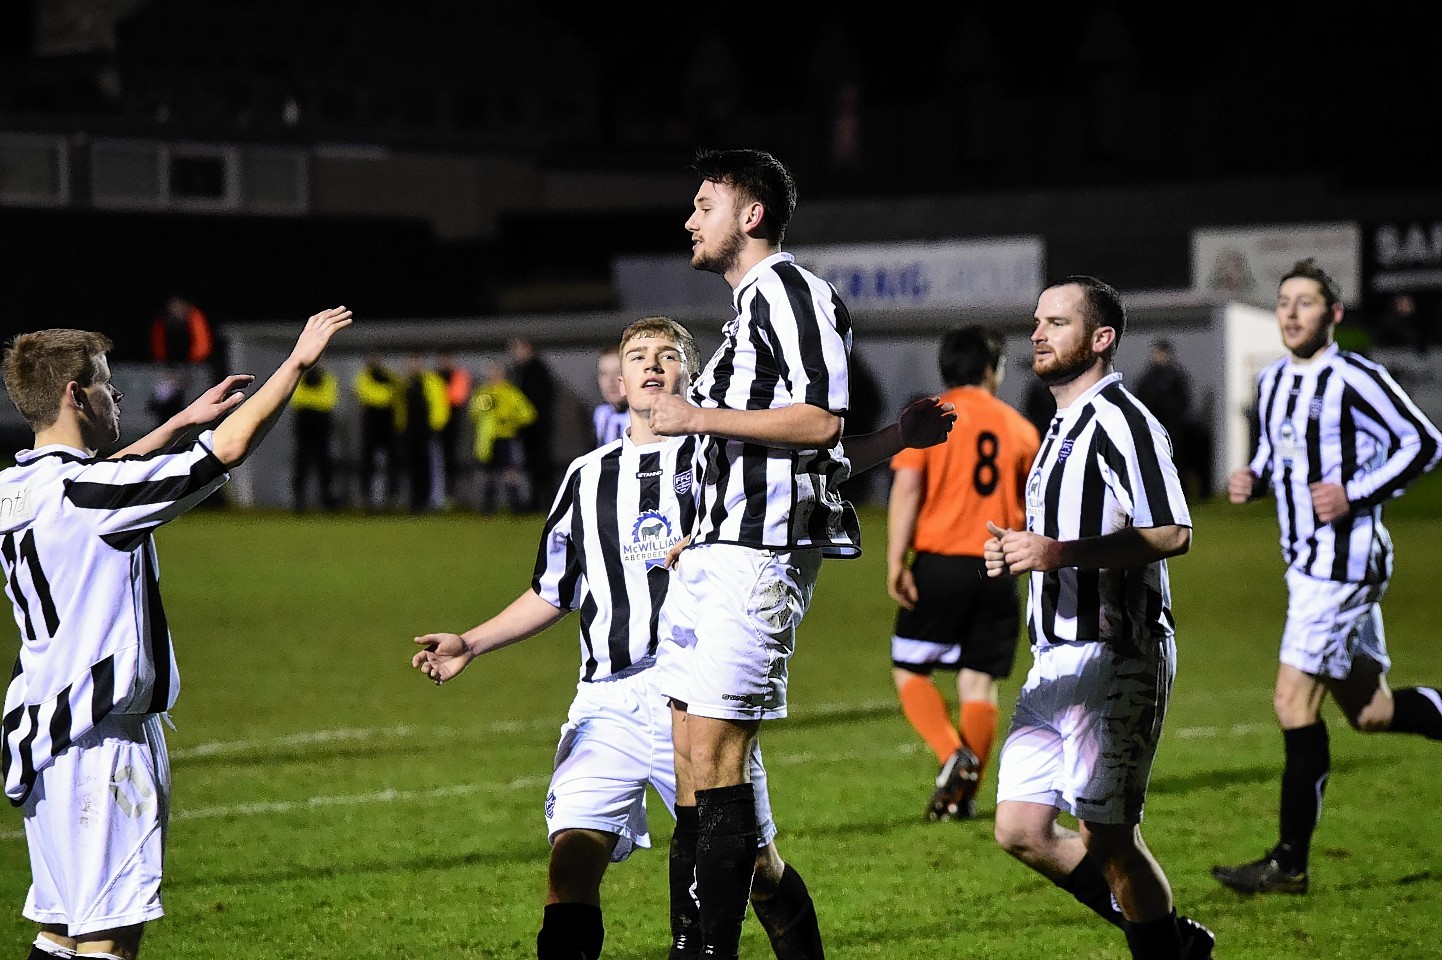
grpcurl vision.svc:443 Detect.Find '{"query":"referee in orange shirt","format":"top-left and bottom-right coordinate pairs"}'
top-left (887, 326), bottom-right (1040, 820)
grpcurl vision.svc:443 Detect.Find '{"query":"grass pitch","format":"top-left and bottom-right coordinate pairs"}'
top-left (3, 476), bottom-right (1441, 959)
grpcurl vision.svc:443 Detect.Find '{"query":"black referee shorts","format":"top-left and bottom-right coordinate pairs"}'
top-left (892, 552), bottom-right (1021, 679)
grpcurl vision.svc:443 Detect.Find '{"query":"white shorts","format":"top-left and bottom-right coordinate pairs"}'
top-left (22, 713), bottom-right (169, 936)
top-left (996, 637), bottom-right (1174, 825)
top-left (545, 664), bottom-right (777, 862)
top-left (655, 543), bottom-right (822, 721)
top-left (1281, 569), bottom-right (1390, 680)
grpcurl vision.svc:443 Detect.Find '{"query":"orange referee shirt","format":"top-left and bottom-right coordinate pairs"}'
top-left (891, 385), bottom-right (1041, 557)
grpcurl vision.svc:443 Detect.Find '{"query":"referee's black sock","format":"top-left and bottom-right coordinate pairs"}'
top-left (669, 804), bottom-right (702, 959)
top-left (1277, 720), bottom-right (1329, 874)
top-left (695, 783), bottom-right (757, 960)
top-left (1057, 854), bottom-right (1126, 929)
top-left (1389, 687), bottom-right (1442, 739)
top-left (536, 902), bottom-right (604, 960)
top-left (1123, 910), bottom-right (1182, 959)
top-left (750, 862), bottom-right (825, 960)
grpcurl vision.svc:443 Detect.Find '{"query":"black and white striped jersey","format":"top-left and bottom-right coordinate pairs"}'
top-left (690, 252), bottom-right (860, 557)
top-left (0, 435), bottom-right (229, 805)
top-left (1022, 374), bottom-right (1191, 653)
top-left (532, 432), bottom-right (698, 682)
top-left (1248, 343), bottom-right (1441, 583)
top-left (592, 403), bottom-right (630, 448)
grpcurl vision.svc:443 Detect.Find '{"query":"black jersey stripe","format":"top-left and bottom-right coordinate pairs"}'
top-left (65, 455), bottom-right (225, 511)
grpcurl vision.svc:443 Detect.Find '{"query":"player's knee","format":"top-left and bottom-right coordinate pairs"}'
top-left (752, 843), bottom-right (785, 892)
top-left (994, 818), bottom-right (1039, 859)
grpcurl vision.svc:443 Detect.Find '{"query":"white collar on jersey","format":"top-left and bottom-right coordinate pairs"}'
top-left (731, 251), bottom-right (796, 310)
top-left (13, 443), bottom-right (91, 463)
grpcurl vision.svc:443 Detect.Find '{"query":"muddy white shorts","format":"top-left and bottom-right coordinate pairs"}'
top-left (21, 712), bottom-right (170, 936)
top-left (1280, 569), bottom-right (1390, 680)
top-left (655, 543), bottom-right (822, 721)
top-left (996, 637), bottom-right (1174, 826)
top-left (545, 663), bottom-right (776, 861)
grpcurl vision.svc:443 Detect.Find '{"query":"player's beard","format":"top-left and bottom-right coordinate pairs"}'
top-left (1034, 335), bottom-right (1096, 386)
top-left (691, 222), bottom-right (746, 276)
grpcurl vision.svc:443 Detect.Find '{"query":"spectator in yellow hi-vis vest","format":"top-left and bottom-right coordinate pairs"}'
top-left (469, 358), bottom-right (536, 514)
top-left (353, 351), bottom-right (401, 510)
top-left (289, 364), bottom-right (339, 511)
top-left (398, 353), bottom-right (450, 514)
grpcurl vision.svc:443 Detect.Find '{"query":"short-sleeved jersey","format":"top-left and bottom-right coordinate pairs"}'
top-left (1248, 344), bottom-right (1441, 584)
top-left (690, 252), bottom-right (860, 557)
top-left (533, 433), bottom-right (698, 682)
top-left (1023, 374), bottom-right (1191, 654)
top-left (592, 403), bottom-right (630, 448)
top-left (0, 434), bottom-right (230, 804)
top-left (891, 385), bottom-right (1040, 557)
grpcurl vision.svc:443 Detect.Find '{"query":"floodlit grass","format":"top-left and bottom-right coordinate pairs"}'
top-left (3, 475), bottom-right (1441, 958)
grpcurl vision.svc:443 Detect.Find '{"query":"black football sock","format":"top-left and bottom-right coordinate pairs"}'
top-left (536, 902), bottom-right (604, 960)
top-left (695, 784), bottom-right (757, 960)
top-left (669, 805), bottom-right (702, 959)
top-left (1123, 910), bottom-right (1182, 960)
top-left (1276, 720), bottom-right (1329, 874)
top-left (1057, 855), bottom-right (1126, 929)
top-left (750, 862), bottom-right (825, 960)
top-left (1390, 687), bottom-right (1442, 739)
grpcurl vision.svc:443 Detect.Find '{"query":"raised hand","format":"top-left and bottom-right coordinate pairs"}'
top-left (289, 306), bottom-right (353, 371)
top-left (180, 374), bottom-right (255, 428)
top-left (411, 632), bottom-right (475, 686)
top-left (898, 396), bottom-right (956, 450)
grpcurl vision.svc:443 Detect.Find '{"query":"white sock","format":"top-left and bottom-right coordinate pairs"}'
top-left (32, 936), bottom-right (76, 958)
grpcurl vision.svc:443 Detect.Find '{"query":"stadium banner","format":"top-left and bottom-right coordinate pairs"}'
top-left (1361, 221), bottom-right (1442, 352)
top-left (613, 238), bottom-right (1044, 312)
top-left (1191, 223), bottom-right (1361, 309)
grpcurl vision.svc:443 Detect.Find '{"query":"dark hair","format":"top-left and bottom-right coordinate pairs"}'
top-left (1279, 257), bottom-right (1342, 308)
top-left (690, 148), bottom-right (798, 244)
top-left (938, 326), bottom-right (1003, 388)
top-left (1052, 274), bottom-right (1127, 363)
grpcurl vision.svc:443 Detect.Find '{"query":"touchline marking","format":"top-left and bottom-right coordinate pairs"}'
top-left (0, 706), bottom-right (1267, 842)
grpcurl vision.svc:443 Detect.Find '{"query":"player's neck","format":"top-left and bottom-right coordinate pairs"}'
top-left (1049, 362), bottom-right (1110, 410)
top-left (627, 419), bottom-right (662, 446)
top-left (724, 241), bottom-right (781, 289)
top-left (32, 422), bottom-right (93, 455)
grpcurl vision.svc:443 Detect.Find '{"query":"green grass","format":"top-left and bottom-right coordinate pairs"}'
top-left (4, 476), bottom-right (1442, 959)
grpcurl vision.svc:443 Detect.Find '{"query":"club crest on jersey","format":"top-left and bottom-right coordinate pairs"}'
top-left (674, 470), bottom-right (694, 496)
top-left (627, 509), bottom-right (679, 569)
top-left (1308, 397), bottom-right (1324, 420)
top-left (1057, 438), bottom-right (1075, 462)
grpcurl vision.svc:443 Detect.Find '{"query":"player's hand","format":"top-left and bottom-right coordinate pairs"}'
top-left (648, 392), bottom-right (701, 438)
top-left (1228, 467), bottom-right (1258, 504)
top-left (898, 396), bottom-right (956, 450)
top-left (411, 632), bottom-right (475, 686)
top-left (984, 521), bottom-right (1059, 576)
top-left (1309, 481), bottom-right (1350, 523)
top-left (289, 306), bottom-right (353, 371)
top-left (179, 374), bottom-right (254, 427)
top-left (663, 535), bottom-right (693, 570)
top-left (887, 565), bottom-right (919, 610)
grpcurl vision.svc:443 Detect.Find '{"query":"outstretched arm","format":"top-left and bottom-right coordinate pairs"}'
top-left (845, 397), bottom-right (956, 475)
top-left (210, 306), bottom-right (351, 466)
top-left (110, 375), bottom-right (255, 459)
top-left (411, 589), bottom-right (567, 686)
top-left (648, 393), bottom-right (840, 450)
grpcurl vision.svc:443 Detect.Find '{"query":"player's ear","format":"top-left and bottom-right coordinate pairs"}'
top-left (1093, 326), bottom-right (1117, 355)
top-left (68, 381), bottom-right (85, 410)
